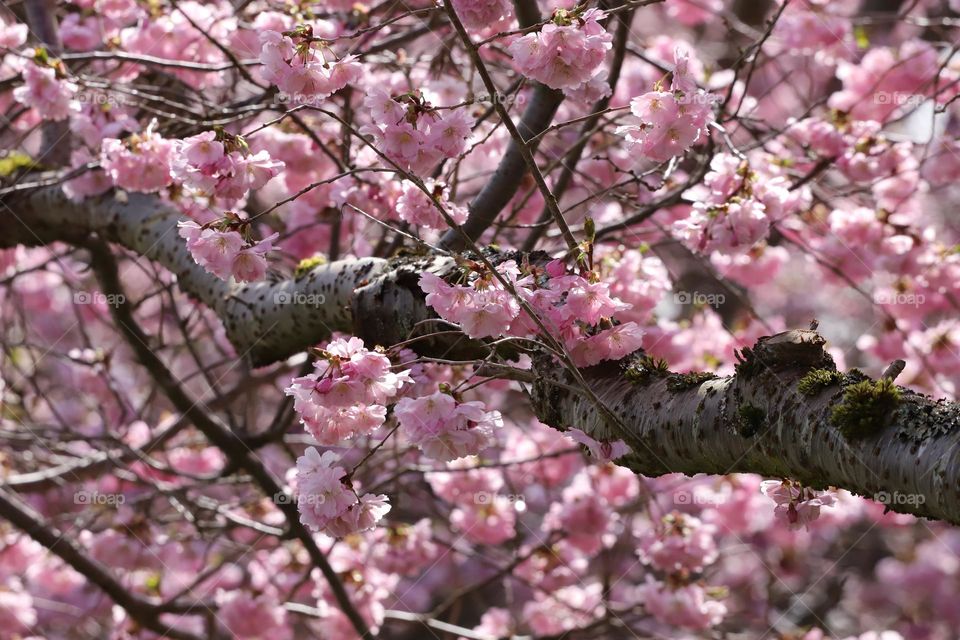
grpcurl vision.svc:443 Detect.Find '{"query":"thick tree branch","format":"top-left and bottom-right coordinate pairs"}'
top-left (531, 329), bottom-right (960, 524)
top-left (7, 189), bottom-right (960, 526)
top-left (2, 187), bottom-right (387, 366)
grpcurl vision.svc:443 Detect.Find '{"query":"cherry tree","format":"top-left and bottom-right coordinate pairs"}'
top-left (3, 0), bottom-right (960, 638)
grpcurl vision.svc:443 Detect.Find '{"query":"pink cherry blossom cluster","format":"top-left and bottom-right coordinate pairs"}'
top-left (394, 388), bottom-right (503, 461)
top-left (284, 337), bottom-right (411, 445)
top-left (295, 447), bottom-right (391, 536)
top-left (100, 130), bottom-right (175, 193)
top-left (13, 60), bottom-right (78, 122)
top-left (120, 0), bottom-right (235, 90)
top-left (361, 88), bottom-right (474, 174)
top-left (178, 219), bottom-right (278, 282)
top-left (451, 0), bottom-right (514, 31)
top-left (674, 151), bottom-right (807, 255)
top-left (760, 478), bottom-right (838, 529)
top-left (420, 258), bottom-right (644, 366)
top-left (0, 13), bottom-right (28, 49)
top-left (60, 0), bottom-right (140, 52)
top-left (395, 180), bottom-right (468, 230)
top-left (830, 39), bottom-right (951, 122)
top-left (639, 577), bottom-right (727, 630)
top-left (617, 49), bottom-right (717, 163)
top-left (507, 8), bottom-right (612, 92)
top-left (419, 262), bottom-right (522, 339)
top-left (172, 130), bottom-right (284, 205)
top-left (638, 511), bottom-right (719, 574)
top-left (259, 26), bottom-right (362, 103)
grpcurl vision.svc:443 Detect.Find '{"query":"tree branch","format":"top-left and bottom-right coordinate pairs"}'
top-left (530, 329), bottom-right (960, 524)
top-left (2, 187), bottom-right (387, 366)
top-left (0, 488), bottom-right (206, 640)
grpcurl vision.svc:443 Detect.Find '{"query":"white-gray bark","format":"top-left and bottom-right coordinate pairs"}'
top-left (531, 330), bottom-right (960, 524)
top-left (4, 187), bottom-right (387, 365)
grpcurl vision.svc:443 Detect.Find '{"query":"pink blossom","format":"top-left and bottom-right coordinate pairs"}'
top-left (295, 447), bottom-right (358, 531)
top-left (216, 590), bottom-right (291, 640)
top-left (177, 221), bottom-right (244, 280)
top-left (665, 0), bottom-right (723, 27)
top-left (259, 30), bottom-right (362, 102)
top-left (13, 63), bottom-right (78, 121)
top-left (450, 495), bottom-right (516, 544)
top-left (638, 511), bottom-right (719, 573)
top-left (566, 428), bottom-right (631, 462)
top-left (101, 131), bottom-right (175, 193)
top-left (563, 279), bottom-right (630, 325)
top-left (418, 269), bottom-right (520, 339)
top-left (617, 49), bottom-right (716, 162)
top-left (760, 479), bottom-right (837, 530)
top-left (640, 578), bottom-right (727, 630)
top-left (396, 181), bottom-right (468, 230)
top-left (231, 233), bottom-right (278, 283)
top-left (0, 15), bottom-right (28, 49)
top-left (285, 337), bottom-right (410, 444)
top-left (508, 8), bottom-right (612, 91)
top-left (394, 390), bottom-right (502, 461)
top-left (451, 0), bottom-right (513, 31)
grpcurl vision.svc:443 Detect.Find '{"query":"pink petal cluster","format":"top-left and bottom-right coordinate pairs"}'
top-left (451, 0), bottom-right (513, 31)
top-left (295, 447), bottom-right (391, 536)
top-left (284, 337), bottom-right (411, 444)
top-left (395, 180), bottom-right (468, 230)
top-left (361, 88), bottom-right (474, 174)
top-left (178, 220), bottom-right (278, 282)
top-left (543, 472), bottom-right (617, 555)
top-left (760, 479), bottom-right (837, 530)
top-left (639, 577), bottom-right (728, 630)
top-left (215, 590), bottom-right (291, 640)
top-left (617, 49), bottom-right (716, 162)
top-left (119, 0), bottom-right (234, 90)
top-left (172, 131), bottom-right (284, 204)
top-left (420, 259), bottom-right (645, 366)
top-left (259, 29), bottom-right (362, 103)
top-left (829, 39), bottom-right (947, 122)
top-left (638, 512), bottom-right (719, 573)
top-left (419, 266), bottom-right (522, 339)
top-left (664, 0), bottom-right (724, 27)
top-left (567, 428), bottom-right (631, 462)
top-left (13, 63), bottom-right (78, 122)
top-left (394, 389), bottom-right (502, 461)
top-left (101, 131), bottom-right (175, 193)
top-left (508, 8), bottom-right (612, 91)
top-left (0, 15), bottom-right (28, 49)
top-left (674, 152), bottom-right (804, 255)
